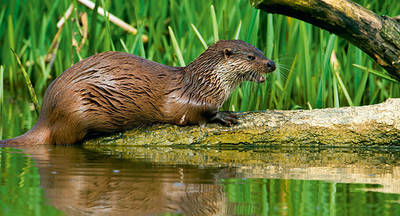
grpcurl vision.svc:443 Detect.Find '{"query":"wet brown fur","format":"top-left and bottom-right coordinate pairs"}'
top-left (1, 40), bottom-right (275, 145)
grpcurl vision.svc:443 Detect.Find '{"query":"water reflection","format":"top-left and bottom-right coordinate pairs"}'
top-left (86, 145), bottom-right (400, 193)
top-left (2, 145), bottom-right (400, 215)
top-left (21, 145), bottom-right (231, 216)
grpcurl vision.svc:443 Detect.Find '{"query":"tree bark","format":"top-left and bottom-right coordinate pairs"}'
top-left (250, 0), bottom-right (400, 81)
top-left (83, 98), bottom-right (400, 149)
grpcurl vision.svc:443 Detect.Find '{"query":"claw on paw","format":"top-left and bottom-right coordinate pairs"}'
top-left (212, 111), bottom-right (239, 126)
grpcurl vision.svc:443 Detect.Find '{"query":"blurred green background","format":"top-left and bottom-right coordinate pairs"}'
top-left (0, 0), bottom-right (399, 138)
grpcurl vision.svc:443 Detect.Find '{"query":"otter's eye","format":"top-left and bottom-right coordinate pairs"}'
top-left (247, 55), bottom-right (255, 61)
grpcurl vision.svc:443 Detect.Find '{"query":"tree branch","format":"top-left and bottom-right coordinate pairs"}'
top-left (250, 0), bottom-right (400, 81)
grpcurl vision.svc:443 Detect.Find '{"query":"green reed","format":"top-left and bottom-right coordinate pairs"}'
top-left (0, 0), bottom-right (399, 138)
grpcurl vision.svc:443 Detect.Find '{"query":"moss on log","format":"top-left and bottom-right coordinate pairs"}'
top-left (250, 0), bottom-right (400, 81)
top-left (83, 98), bottom-right (400, 150)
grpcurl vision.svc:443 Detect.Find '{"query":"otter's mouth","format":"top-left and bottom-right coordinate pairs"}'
top-left (247, 60), bottom-right (276, 83)
top-left (249, 72), bottom-right (266, 83)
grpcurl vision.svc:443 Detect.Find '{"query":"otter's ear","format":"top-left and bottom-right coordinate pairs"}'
top-left (224, 48), bottom-right (233, 59)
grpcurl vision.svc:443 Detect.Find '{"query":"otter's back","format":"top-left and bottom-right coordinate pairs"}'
top-left (41, 52), bottom-right (175, 134)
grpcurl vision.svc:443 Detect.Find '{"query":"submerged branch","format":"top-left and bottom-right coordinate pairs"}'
top-left (84, 98), bottom-right (400, 148)
top-left (250, 0), bottom-right (400, 81)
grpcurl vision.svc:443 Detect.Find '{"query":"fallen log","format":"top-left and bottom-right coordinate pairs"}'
top-left (83, 98), bottom-right (400, 149)
top-left (250, 0), bottom-right (400, 81)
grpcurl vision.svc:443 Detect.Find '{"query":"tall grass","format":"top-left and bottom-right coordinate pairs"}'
top-left (0, 0), bottom-right (399, 138)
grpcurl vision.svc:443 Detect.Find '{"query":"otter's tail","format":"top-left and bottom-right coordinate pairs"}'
top-left (0, 124), bottom-right (51, 145)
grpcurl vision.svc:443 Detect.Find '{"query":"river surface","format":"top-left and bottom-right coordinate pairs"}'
top-left (1, 145), bottom-right (400, 215)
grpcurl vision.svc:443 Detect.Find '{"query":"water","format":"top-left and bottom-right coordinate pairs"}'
top-left (1, 145), bottom-right (400, 216)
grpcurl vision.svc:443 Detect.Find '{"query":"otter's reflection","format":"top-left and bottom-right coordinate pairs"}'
top-left (23, 145), bottom-right (231, 216)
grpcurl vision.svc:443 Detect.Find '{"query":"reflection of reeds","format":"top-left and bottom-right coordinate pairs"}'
top-left (0, 147), bottom-right (63, 215)
top-left (223, 177), bottom-right (400, 216)
top-left (1, 0), bottom-right (400, 138)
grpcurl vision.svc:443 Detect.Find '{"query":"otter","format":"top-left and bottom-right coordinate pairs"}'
top-left (1, 40), bottom-right (275, 145)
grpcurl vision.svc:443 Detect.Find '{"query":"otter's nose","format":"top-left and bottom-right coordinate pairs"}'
top-left (266, 60), bottom-right (276, 71)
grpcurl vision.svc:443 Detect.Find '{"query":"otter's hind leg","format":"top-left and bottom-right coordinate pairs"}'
top-left (49, 117), bottom-right (88, 145)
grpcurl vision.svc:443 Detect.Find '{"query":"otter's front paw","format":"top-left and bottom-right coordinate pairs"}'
top-left (212, 111), bottom-right (238, 126)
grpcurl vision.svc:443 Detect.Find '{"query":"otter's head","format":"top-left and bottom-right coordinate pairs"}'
top-left (184, 40), bottom-right (275, 105)
top-left (211, 40), bottom-right (275, 84)
top-left (187, 40), bottom-right (275, 89)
